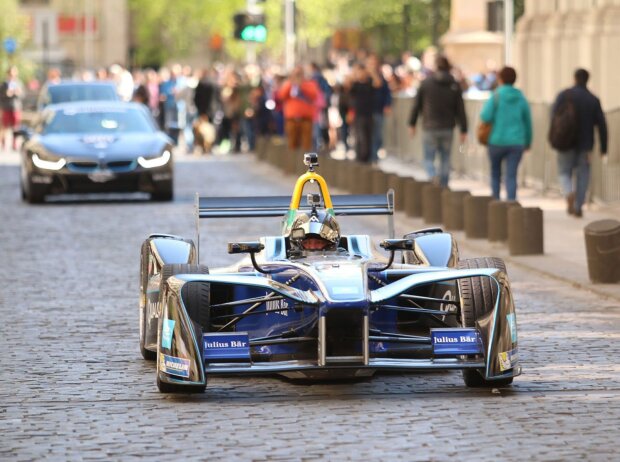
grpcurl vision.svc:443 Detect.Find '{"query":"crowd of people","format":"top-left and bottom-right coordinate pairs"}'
top-left (0, 52), bottom-right (609, 217)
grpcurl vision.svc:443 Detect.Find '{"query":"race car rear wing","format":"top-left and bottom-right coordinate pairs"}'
top-left (196, 193), bottom-right (394, 218)
top-left (194, 191), bottom-right (395, 261)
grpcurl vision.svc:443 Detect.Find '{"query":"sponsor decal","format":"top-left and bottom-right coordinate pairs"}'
top-left (431, 328), bottom-right (482, 355)
top-left (159, 353), bottom-right (191, 378)
top-left (203, 332), bottom-right (251, 362)
top-left (506, 313), bottom-right (518, 343)
top-left (265, 296), bottom-right (289, 317)
top-left (161, 318), bottom-right (175, 349)
top-left (498, 348), bottom-right (518, 372)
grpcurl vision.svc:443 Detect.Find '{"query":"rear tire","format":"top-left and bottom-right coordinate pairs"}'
top-left (458, 257), bottom-right (513, 387)
top-left (139, 242), bottom-right (156, 360)
top-left (24, 176), bottom-right (46, 204)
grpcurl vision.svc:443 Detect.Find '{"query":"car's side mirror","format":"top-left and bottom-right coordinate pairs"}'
top-left (380, 239), bottom-right (414, 251)
top-left (13, 126), bottom-right (33, 141)
top-left (228, 241), bottom-right (265, 254)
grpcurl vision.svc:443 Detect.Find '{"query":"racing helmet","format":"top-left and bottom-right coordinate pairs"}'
top-left (289, 209), bottom-right (340, 251)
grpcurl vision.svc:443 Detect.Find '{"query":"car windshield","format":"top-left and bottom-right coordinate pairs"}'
top-left (41, 107), bottom-right (155, 134)
top-left (48, 84), bottom-right (119, 104)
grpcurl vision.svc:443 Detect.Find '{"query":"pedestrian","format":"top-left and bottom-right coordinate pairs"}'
top-left (367, 54), bottom-right (392, 163)
top-left (479, 66), bottom-right (532, 200)
top-left (408, 55), bottom-right (467, 187)
top-left (551, 68), bottom-right (608, 218)
top-left (0, 66), bottom-right (24, 152)
top-left (216, 70), bottom-right (242, 154)
top-left (347, 63), bottom-right (379, 164)
top-left (276, 65), bottom-right (318, 152)
top-left (309, 63), bottom-right (332, 152)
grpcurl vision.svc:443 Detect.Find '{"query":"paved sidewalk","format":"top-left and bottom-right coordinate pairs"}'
top-left (376, 154), bottom-right (620, 303)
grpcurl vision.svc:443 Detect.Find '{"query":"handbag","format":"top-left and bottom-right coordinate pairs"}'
top-left (477, 92), bottom-right (497, 146)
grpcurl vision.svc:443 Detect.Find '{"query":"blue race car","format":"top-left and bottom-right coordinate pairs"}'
top-left (139, 153), bottom-right (520, 393)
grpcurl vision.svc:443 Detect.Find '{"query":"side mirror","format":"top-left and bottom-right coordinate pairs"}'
top-left (13, 126), bottom-right (33, 141)
top-left (228, 241), bottom-right (265, 255)
top-left (380, 239), bottom-right (414, 251)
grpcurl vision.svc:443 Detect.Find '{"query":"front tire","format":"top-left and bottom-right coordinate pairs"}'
top-left (151, 181), bottom-right (173, 202)
top-left (24, 175), bottom-right (46, 204)
top-left (458, 257), bottom-right (513, 388)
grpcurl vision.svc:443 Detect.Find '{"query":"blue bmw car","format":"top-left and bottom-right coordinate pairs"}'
top-left (20, 101), bottom-right (174, 203)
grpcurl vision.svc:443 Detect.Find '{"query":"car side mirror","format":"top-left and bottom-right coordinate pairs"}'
top-left (380, 239), bottom-right (414, 251)
top-left (228, 241), bottom-right (265, 254)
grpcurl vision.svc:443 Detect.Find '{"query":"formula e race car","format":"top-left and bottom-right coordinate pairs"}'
top-left (139, 153), bottom-right (521, 393)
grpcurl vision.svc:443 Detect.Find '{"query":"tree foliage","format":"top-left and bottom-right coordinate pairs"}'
top-left (0, 0), bottom-right (31, 71)
top-left (128, 0), bottom-right (452, 67)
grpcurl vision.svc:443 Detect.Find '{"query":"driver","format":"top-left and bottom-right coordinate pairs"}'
top-left (289, 209), bottom-right (340, 252)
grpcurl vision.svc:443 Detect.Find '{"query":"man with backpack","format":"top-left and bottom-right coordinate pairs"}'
top-left (550, 68), bottom-right (607, 218)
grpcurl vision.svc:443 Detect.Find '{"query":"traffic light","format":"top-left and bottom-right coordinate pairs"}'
top-left (233, 13), bottom-right (267, 43)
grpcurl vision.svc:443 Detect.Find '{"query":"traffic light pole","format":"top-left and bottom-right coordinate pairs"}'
top-left (285, 0), bottom-right (296, 71)
top-left (246, 0), bottom-right (257, 64)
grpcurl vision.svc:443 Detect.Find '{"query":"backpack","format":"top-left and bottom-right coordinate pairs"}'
top-left (548, 94), bottom-right (578, 151)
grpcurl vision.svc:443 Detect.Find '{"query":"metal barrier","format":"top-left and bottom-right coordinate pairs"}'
top-left (385, 96), bottom-right (620, 204)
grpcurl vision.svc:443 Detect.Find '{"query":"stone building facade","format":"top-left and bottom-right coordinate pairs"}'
top-left (19, 0), bottom-right (129, 73)
top-left (515, 0), bottom-right (620, 109)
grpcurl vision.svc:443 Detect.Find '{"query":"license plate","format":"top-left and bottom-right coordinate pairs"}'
top-left (88, 170), bottom-right (116, 183)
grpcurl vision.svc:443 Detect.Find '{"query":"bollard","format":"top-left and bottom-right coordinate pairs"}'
top-left (320, 155), bottom-right (335, 184)
top-left (334, 160), bottom-right (350, 189)
top-left (584, 219), bottom-right (620, 283)
top-left (345, 162), bottom-right (362, 193)
top-left (386, 173), bottom-right (406, 211)
top-left (294, 149), bottom-right (307, 176)
top-left (464, 195), bottom-right (493, 239)
top-left (441, 190), bottom-right (471, 231)
top-left (404, 179), bottom-right (429, 218)
top-left (508, 207), bottom-right (544, 255)
top-left (488, 200), bottom-right (521, 242)
top-left (354, 163), bottom-right (373, 194)
top-left (422, 183), bottom-right (444, 224)
top-left (371, 168), bottom-right (389, 195)
top-left (255, 135), bottom-right (269, 161)
top-left (268, 137), bottom-right (286, 168)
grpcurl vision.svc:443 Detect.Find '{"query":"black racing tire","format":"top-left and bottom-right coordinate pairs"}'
top-left (157, 376), bottom-right (206, 394)
top-left (458, 257), bottom-right (513, 388)
top-left (139, 242), bottom-right (156, 360)
top-left (24, 176), bottom-right (46, 204)
top-left (180, 281), bottom-right (211, 332)
top-left (161, 263), bottom-right (210, 330)
top-left (151, 181), bottom-right (174, 202)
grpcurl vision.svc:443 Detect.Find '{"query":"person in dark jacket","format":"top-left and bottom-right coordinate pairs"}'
top-left (347, 63), bottom-right (381, 164)
top-left (367, 54), bottom-right (392, 164)
top-left (409, 55), bottom-right (467, 187)
top-left (552, 68), bottom-right (608, 217)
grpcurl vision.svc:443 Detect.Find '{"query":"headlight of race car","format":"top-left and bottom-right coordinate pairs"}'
top-left (138, 149), bottom-right (171, 168)
top-left (31, 150), bottom-right (67, 171)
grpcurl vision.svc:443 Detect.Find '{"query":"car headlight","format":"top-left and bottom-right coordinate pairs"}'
top-left (31, 152), bottom-right (66, 171)
top-left (138, 150), bottom-right (171, 168)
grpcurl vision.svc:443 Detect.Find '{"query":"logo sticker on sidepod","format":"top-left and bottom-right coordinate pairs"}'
top-left (160, 353), bottom-right (191, 378)
top-left (498, 348), bottom-right (518, 371)
top-left (161, 319), bottom-right (175, 349)
top-left (431, 328), bottom-right (482, 355)
top-left (203, 332), bottom-right (251, 361)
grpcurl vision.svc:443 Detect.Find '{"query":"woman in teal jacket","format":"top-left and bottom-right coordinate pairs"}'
top-left (480, 66), bottom-right (532, 200)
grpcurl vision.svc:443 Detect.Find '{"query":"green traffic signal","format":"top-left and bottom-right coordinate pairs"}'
top-left (240, 24), bottom-right (267, 42)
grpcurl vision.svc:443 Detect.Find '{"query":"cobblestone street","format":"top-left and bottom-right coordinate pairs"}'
top-left (1, 155), bottom-right (619, 461)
